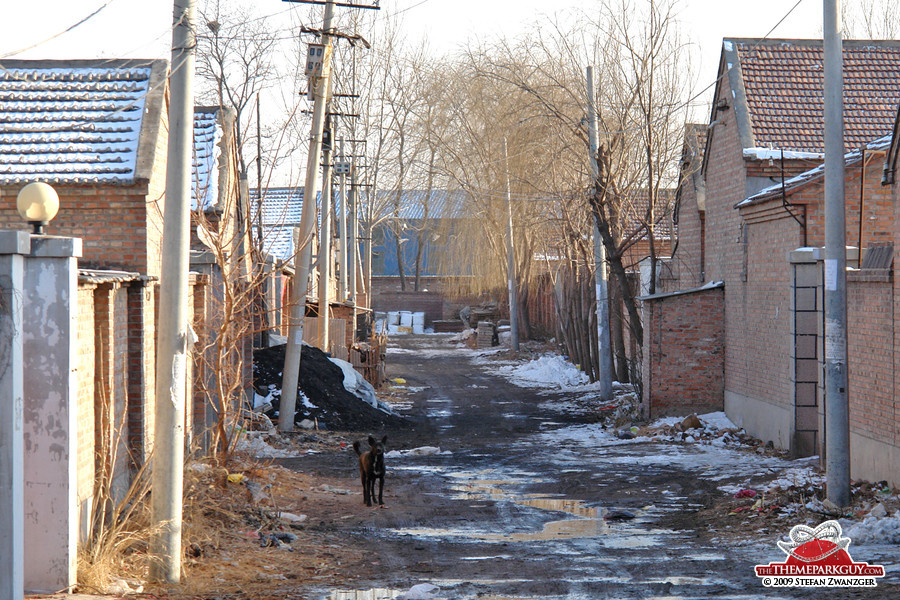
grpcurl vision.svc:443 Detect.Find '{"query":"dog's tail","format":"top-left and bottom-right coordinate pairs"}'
top-left (352, 440), bottom-right (363, 456)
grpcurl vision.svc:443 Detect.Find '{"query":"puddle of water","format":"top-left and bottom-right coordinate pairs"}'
top-left (327, 589), bottom-right (400, 600)
top-left (519, 497), bottom-right (597, 518)
top-left (490, 516), bottom-right (607, 541)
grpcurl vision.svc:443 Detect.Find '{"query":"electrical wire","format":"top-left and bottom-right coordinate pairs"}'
top-left (0, 0), bottom-right (119, 60)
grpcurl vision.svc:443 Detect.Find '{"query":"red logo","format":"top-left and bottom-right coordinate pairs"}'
top-left (755, 520), bottom-right (885, 587)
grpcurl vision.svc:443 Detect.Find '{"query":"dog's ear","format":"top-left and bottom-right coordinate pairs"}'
top-left (381, 435), bottom-right (388, 445)
top-left (368, 435), bottom-right (376, 447)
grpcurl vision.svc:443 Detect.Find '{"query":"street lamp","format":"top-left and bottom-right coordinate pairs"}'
top-left (16, 182), bottom-right (59, 234)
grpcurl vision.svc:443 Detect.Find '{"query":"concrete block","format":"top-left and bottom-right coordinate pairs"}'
top-left (0, 230), bottom-right (30, 256)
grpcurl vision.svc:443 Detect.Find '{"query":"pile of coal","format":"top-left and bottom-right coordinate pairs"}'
top-left (253, 343), bottom-right (406, 432)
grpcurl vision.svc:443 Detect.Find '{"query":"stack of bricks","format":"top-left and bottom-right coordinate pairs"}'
top-left (476, 321), bottom-right (494, 349)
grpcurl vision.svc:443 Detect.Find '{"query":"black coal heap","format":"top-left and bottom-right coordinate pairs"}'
top-left (253, 343), bottom-right (405, 431)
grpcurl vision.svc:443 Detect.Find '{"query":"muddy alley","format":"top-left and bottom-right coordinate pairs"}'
top-left (271, 335), bottom-right (897, 600)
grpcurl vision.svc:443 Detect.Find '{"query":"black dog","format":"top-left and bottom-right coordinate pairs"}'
top-left (353, 435), bottom-right (387, 507)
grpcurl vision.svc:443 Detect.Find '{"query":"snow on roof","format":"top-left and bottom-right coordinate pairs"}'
top-left (377, 189), bottom-right (470, 220)
top-left (249, 187), bottom-right (307, 262)
top-left (192, 109), bottom-right (222, 211)
top-left (250, 186), bottom-right (304, 226)
top-left (737, 134), bottom-right (893, 208)
top-left (0, 63), bottom-right (155, 185)
top-left (260, 225), bottom-right (296, 263)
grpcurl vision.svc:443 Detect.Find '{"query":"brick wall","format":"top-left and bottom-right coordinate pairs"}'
top-left (642, 286), bottom-right (725, 418)
top-left (672, 182), bottom-right (705, 288)
top-left (370, 285), bottom-right (446, 324)
top-left (847, 273), bottom-right (895, 446)
top-left (733, 204), bottom-right (803, 414)
top-left (0, 187), bottom-right (166, 277)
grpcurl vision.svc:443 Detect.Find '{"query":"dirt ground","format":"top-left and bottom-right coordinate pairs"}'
top-left (81, 335), bottom-right (899, 600)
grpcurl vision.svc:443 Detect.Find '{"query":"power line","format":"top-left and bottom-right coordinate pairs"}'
top-left (0, 0), bottom-right (119, 60)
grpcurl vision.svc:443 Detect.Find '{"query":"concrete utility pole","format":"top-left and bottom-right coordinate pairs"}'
top-left (280, 0), bottom-right (335, 432)
top-left (319, 119), bottom-right (335, 351)
top-left (503, 138), bottom-right (519, 351)
top-left (587, 66), bottom-right (614, 400)
top-left (150, 0), bottom-right (196, 583)
top-left (823, 0), bottom-right (851, 507)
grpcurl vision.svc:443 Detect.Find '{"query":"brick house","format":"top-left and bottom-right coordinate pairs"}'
top-left (0, 60), bottom-right (173, 527)
top-left (0, 60), bottom-right (260, 556)
top-left (649, 40), bottom-right (900, 485)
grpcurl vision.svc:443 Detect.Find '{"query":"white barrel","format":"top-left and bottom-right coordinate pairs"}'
top-left (412, 312), bottom-right (425, 334)
top-left (399, 311), bottom-right (414, 327)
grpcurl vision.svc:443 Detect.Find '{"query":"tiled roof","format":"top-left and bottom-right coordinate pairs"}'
top-left (250, 186), bottom-right (304, 226)
top-left (192, 108), bottom-right (222, 210)
top-left (0, 59), bottom-right (166, 185)
top-left (250, 187), bottom-right (306, 262)
top-left (730, 39), bottom-right (900, 153)
top-left (259, 225), bottom-right (296, 262)
top-left (623, 188), bottom-right (675, 240)
top-left (377, 189), bottom-right (469, 220)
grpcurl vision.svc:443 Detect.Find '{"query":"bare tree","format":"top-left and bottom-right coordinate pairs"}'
top-left (842, 0), bottom-right (900, 39)
top-left (195, 0), bottom-right (280, 174)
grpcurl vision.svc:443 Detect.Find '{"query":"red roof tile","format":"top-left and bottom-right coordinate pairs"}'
top-left (732, 39), bottom-right (900, 152)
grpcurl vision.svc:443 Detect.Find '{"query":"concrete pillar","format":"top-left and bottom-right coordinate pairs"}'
top-left (789, 248), bottom-right (822, 459)
top-left (22, 235), bottom-right (82, 593)
top-left (0, 230), bottom-right (30, 600)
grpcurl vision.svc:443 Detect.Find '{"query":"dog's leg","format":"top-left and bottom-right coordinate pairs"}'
top-left (360, 470), bottom-right (370, 506)
top-left (377, 474), bottom-right (384, 506)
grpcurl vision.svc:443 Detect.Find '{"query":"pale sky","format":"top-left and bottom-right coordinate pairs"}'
top-left (0, 0), bottom-right (828, 184)
top-left (1, 0), bottom-right (825, 91)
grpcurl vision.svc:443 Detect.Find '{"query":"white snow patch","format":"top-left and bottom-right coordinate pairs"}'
top-left (743, 148), bottom-right (824, 161)
top-left (234, 433), bottom-right (297, 458)
top-left (844, 512), bottom-right (900, 545)
top-left (396, 583), bottom-right (440, 600)
top-left (497, 354), bottom-right (589, 389)
top-left (699, 411), bottom-right (738, 430)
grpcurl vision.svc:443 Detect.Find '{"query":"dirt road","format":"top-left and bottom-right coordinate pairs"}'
top-left (273, 335), bottom-right (898, 600)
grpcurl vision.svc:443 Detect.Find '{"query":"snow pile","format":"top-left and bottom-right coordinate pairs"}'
top-left (645, 411), bottom-right (758, 448)
top-left (234, 433), bottom-right (297, 458)
top-left (448, 328), bottom-right (476, 344)
top-left (386, 446), bottom-right (448, 458)
top-left (397, 583), bottom-right (441, 600)
top-left (497, 354), bottom-right (589, 389)
top-left (844, 510), bottom-right (900, 545)
top-left (763, 464), bottom-right (824, 493)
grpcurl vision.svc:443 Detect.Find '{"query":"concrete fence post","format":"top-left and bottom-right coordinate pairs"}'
top-left (0, 230), bottom-right (31, 600)
top-left (22, 235), bottom-right (82, 593)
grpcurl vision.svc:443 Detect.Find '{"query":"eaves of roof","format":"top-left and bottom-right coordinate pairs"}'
top-left (736, 134), bottom-right (892, 209)
top-left (702, 39), bottom-right (756, 177)
top-left (639, 280), bottom-right (724, 302)
top-left (885, 102), bottom-right (900, 184)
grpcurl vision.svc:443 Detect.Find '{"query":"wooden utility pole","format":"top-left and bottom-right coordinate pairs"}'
top-left (150, 0), bottom-right (196, 583)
